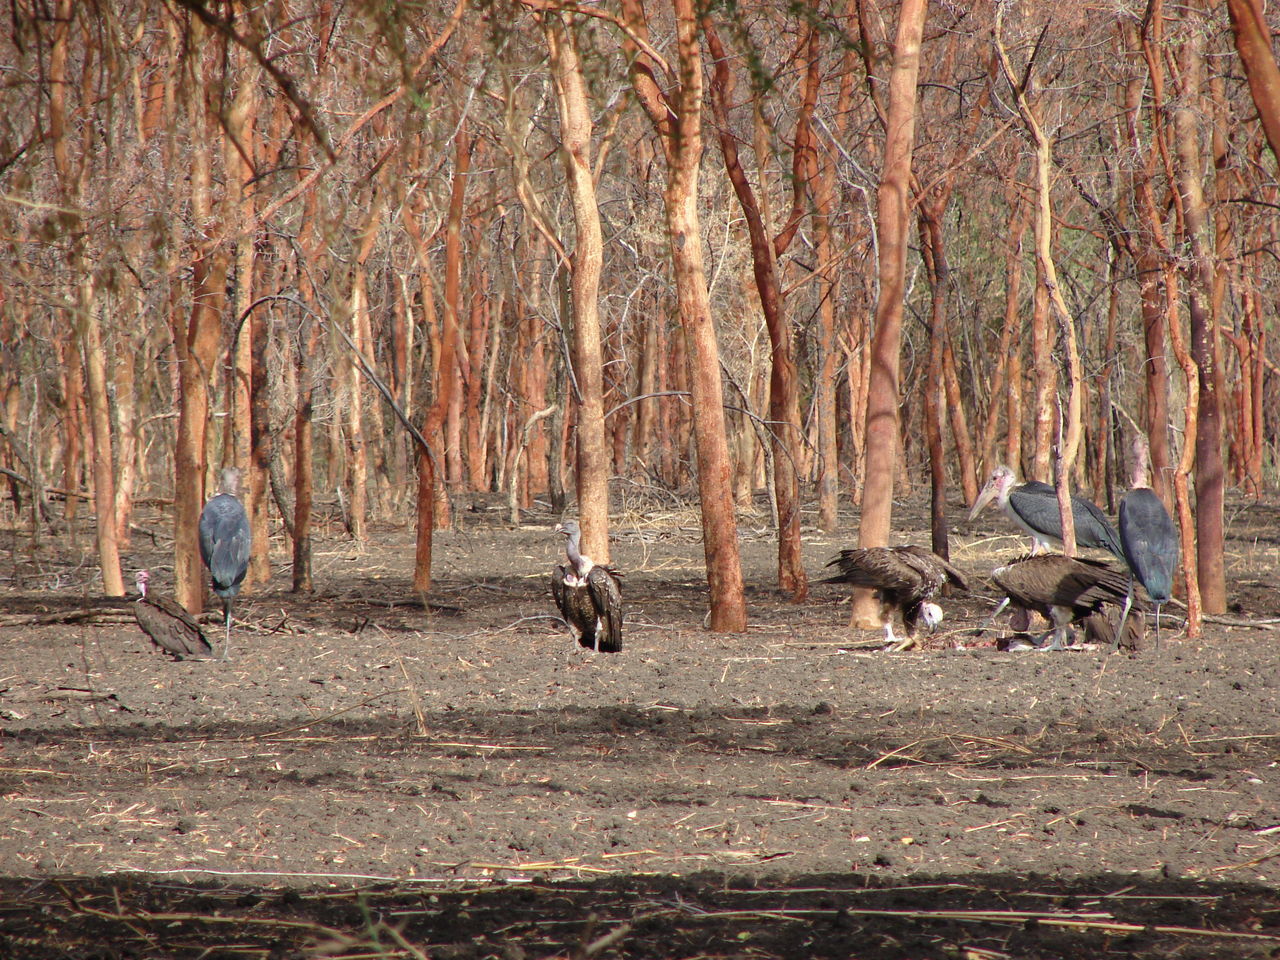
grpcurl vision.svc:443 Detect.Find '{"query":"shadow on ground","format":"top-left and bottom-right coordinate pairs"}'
top-left (3, 869), bottom-right (1278, 959)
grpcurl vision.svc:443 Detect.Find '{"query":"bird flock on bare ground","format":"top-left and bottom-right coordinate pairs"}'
top-left (133, 450), bottom-right (1177, 662)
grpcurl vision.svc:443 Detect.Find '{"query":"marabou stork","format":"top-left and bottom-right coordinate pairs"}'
top-left (969, 465), bottom-right (1124, 560)
top-left (133, 570), bottom-right (214, 659)
top-left (199, 466), bottom-right (251, 658)
top-left (991, 553), bottom-right (1141, 651)
top-left (820, 545), bottom-right (968, 648)
top-left (552, 520), bottom-right (623, 653)
top-left (1119, 436), bottom-right (1178, 649)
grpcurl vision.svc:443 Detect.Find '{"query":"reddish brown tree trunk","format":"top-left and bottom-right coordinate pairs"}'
top-left (1227, 0), bottom-right (1280, 174)
top-left (853, 0), bottom-right (927, 628)
top-left (544, 10), bottom-right (611, 559)
top-left (1171, 31), bottom-right (1227, 614)
top-left (623, 0), bottom-right (746, 631)
top-left (413, 124), bottom-right (470, 594)
top-left (703, 19), bottom-right (807, 600)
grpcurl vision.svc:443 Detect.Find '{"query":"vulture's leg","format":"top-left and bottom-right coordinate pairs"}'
top-left (1116, 574), bottom-right (1136, 653)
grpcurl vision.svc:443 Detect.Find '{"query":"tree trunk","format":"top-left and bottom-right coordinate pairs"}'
top-left (1171, 30), bottom-right (1227, 614)
top-left (703, 19), bottom-right (807, 600)
top-left (413, 124), bottom-right (470, 593)
top-left (623, 0), bottom-right (746, 631)
top-left (919, 207), bottom-right (949, 559)
top-left (79, 279), bottom-right (125, 596)
top-left (852, 0), bottom-right (927, 628)
top-left (1163, 262), bottom-right (1203, 639)
top-left (544, 11), bottom-right (611, 559)
top-left (1226, 0), bottom-right (1280, 174)
top-left (173, 22), bottom-right (226, 613)
top-left (994, 8), bottom-right (1085, 554)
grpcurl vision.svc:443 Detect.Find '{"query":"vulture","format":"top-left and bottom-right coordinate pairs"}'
top-left (990, 553), bottom-right (1144, 651)
top-left (969, 465), bottom-right (1124, 561)
top-left (199, 466), bottom-right (252, 657)
top-left (820, 545), bottom-right (968, 647)
top-left (551, 520), bottom-right (623, 653)
top-left (133, 570), bottom-right (214, 660)
top-left (1119, 436), bottom-right (1178, 649)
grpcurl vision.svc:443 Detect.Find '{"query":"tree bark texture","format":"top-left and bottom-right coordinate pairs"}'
top-left (1171, 31), bottom-right (1227, 614)
top-left (623, 0), bottom-right (746, 631)
top-left (852, 0), bottom-right (927, 628)
top-left (704, 19), bottom-right (807, 600)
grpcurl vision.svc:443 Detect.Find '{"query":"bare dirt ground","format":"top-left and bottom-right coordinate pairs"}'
top-left (2, 490), bottom-right (1279, 958)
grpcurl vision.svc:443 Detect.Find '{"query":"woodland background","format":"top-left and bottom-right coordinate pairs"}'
top-left (1, 0), bottom-right (1277, 632)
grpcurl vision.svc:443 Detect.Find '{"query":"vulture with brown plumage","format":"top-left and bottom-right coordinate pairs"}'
top-left (552, 520), bottom-right (623, 653)
top-left (820, 545), bottom-right (968, 646)
top-left (133, 570), bottom-right (214, 660)
top-left (991, 554), bottom-right (1144, 651)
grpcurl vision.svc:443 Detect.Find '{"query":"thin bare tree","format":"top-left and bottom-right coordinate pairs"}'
top-left (622, 0), bottom-right (746, 631)
top-left (851, 0), bottom-right (927, 629)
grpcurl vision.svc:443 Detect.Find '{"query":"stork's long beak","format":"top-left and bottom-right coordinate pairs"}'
top-left (967, 479), bottom-right (999, 523)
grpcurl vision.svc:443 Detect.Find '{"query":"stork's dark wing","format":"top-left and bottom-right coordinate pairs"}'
top-left (585, 566), bottom-right (623, 653)
top-left (1071, 495), bottom-right (1125, 559)
top-left (199, 494), bottom-right (251, 596)
top-left (1119, 489), bottom-right (1178, 603)
top-left (1008, 482), bottom-right (1123, 558)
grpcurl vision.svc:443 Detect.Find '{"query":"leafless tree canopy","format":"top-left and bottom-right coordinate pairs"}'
top-left (2, 1), bottom-right (1276, 629)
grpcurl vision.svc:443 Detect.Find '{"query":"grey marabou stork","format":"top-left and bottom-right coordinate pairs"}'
top-left (199, 467), bottom-right (251, 658)
top-left (969, 465), bottom-right (1124, 561)
top-left (820, 545), bottom-right (968, 648)
top-left (133, 570), bottom-right (214, 659)
top-left (991, 553), bottom-right (1143, 651)
top-left (1119, 436), bottom-right (1178, 649)
top-left (552, 520), bottom-right (623, 653)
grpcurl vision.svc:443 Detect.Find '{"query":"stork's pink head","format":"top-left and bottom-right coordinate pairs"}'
top-left (968, 465), bottom-right (1016, 522)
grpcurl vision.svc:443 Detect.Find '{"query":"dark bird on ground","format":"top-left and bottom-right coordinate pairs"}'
top-left (133, 570), bottom-right (214, 660)
top-left (1079, 608), bottom-right (1146, 652)
top-left (1119, 435), bottom-right (1178, 650)
top-left (820, 545), bottom-right (969, 647)
top-left (551, 519), bottom-right (623, 653)
top-left (969, 464), bottom-right (1125, 560)
top-left (990, 553), bottom-right (1142, 651)
top-left (199, 466), bottom-right (251, 658)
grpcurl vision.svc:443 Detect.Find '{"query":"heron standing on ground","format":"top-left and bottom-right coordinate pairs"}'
top-left (199, 466), bottom-right (251, 658)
